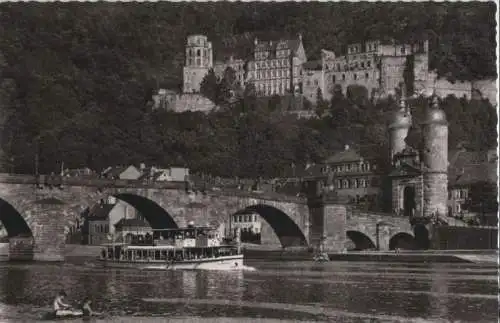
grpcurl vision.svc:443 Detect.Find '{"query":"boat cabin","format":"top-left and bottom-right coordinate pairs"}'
top-left (100, 226), bottom-right (240, 263)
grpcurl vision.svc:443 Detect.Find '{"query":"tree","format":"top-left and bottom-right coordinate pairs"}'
top-left (315, 87), bottom-right (328, 117)
top-left (200, 69), bottom-right (218, 103)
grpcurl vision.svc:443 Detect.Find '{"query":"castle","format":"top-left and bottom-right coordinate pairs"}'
top-left (152, 33), bottom-right (497, 113)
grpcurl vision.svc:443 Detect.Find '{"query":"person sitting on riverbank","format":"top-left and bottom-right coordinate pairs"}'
top-left (81, 297), bottom-right (102, 318)
top-left (53, 291), bottom-right (74, 316)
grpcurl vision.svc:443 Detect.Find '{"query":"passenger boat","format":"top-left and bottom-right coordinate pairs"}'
top-left (97, 226), bottom-right (244, 270)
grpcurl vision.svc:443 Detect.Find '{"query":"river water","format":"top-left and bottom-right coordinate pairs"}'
top-left (0, 258), bottom-right (497, 322)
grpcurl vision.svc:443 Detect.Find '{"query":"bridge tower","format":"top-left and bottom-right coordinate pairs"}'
top-left (421, 95), bottom-right (448, 220)
top-left (183, 35), bottom-right (213, 93)
top-left (388, 89), bottom-right (412, 162)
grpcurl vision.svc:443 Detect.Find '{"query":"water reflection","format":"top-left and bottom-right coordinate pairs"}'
top-left (0, 260), bottom-right (496, 322)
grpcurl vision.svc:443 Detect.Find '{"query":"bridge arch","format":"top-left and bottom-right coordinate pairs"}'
top-left (346, 230), bottom-right (376, 250)
top-left (0, 198), bottom-right (33, 238)
top-left (389, 232), bottom-right (415, 250)
top-left (83, 193), bottom-right (178, 233)
top-left (233, 204), bottom-right (307, 247)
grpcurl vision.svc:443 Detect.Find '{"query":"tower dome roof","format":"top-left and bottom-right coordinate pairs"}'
top-left (389, 108), bottom-right (412, 129)
top-left (423, 96), bottom-right (447, 125)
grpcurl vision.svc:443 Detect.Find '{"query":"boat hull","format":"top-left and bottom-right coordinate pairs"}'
top-left (98, 254), bottom-right (244, 271)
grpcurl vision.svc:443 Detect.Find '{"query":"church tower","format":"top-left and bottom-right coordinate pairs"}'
top-left (183, 35), bottom-right (213, 93)
top-left (421, 95), bottom-right (448, 219)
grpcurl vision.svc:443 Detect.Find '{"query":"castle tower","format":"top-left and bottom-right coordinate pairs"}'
top-left (183, 35), bottom-right (213, 93)
top-left (422, 95), bottom-right (448, 219)
top-left (388, 91), bottom-right (412, 161)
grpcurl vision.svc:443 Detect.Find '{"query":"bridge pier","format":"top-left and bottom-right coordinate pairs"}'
top-left (9, 201), bottom-right (68, 261)
top-left (308, 197), bottom-right (347, 253)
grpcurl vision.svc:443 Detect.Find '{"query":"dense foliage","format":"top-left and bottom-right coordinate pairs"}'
top-left (0, 3), bottom-right (497, 177)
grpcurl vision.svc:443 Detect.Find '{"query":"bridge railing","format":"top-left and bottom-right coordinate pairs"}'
top-left (0, 173), bottom-right (305, 203)
top-left (203, 187), bottom-right (307, 204)
top-left (349, 207), bottom-right (400, 218)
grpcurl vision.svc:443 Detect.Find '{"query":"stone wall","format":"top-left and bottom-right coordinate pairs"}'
top-left (346, 209), bottom-right (413, 251)
top-left (431, 226), bottom-right (498, 250)
top-left (0, 177), bottom-right (418, 259)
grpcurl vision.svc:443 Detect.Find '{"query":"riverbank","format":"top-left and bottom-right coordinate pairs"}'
top-left (63, 244), bottom-right (498, 264)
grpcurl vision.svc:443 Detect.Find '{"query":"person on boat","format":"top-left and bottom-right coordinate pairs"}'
top-left (53, 290), bottom-right (74, 317)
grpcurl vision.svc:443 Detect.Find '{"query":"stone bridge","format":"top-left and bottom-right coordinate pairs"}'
top-left (0, 174), bottom-right (416, 261)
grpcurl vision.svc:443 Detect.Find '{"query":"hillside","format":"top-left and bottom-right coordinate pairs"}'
top-left (0, 2), bottom-right (497, 177)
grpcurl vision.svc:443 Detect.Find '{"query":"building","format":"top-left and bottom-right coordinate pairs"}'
top-left (151, 89), bottom-right (217, 113)
top-left (320, 145), bottom-right (383, 207)
top-left (101, 165), bottom-right (142, 180)
top-left (247, 34), bottom-right (307, 97)
top-left (214, 56), bottom-right (247, 87)
top-left (183, 35), bottom-right (214, 93)
top-left (229, 212), bottom-right (262, 243)
top-left (447, 149), bottom-right (498, 224)
top-left (320, 39), bottom-right (429, 101)
top-left (85, 203), bottom-right (114, 245)
top-left (301, 60), bottom-right (323, 104)
top-left (114, 218), bottom-right (152, 243)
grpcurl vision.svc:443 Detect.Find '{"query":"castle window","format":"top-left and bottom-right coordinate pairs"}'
top-left (360, 179), bottom-right (366, 187)
top-left (342, 74), bottom-right (346, 81)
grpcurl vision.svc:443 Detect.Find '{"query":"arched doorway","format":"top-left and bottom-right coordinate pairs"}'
top-left (403, 186), bottom-right (416, 217)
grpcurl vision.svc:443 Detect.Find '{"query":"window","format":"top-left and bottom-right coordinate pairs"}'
top-left (314, 80), bottom-right (319, 86)
top-left (332, 75), bottom-right (336, 83)
top-left (401, 47), bottom-right (406, 55)
top-left (343, 180), bottom-right (349, 188)
top-left (342, 74), bottom-right (346, 81)
top-left (365, 73), bottom-right (369, 79)
top-left (238, 215), bottom-right (242, 222)
top-left (353, 179), bottom-right (359, 188)
top-left (367, 61), bottom-right (371, 68)
top-left (361, 62), bottom-right (365, 68)
top-left (368, 44), bottom-right (371, 51)
top-left (337, 63), bottom-right (341, 71)
top-left (353, 73), bottom-right (357, 80)
top-left (197, 49), bottom-right (201, 57)
top-left (360, 179), bottom-right (366, 187)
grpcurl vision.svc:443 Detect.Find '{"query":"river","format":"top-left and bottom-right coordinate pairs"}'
top-left (0, 258), bottom-right (497, 322)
